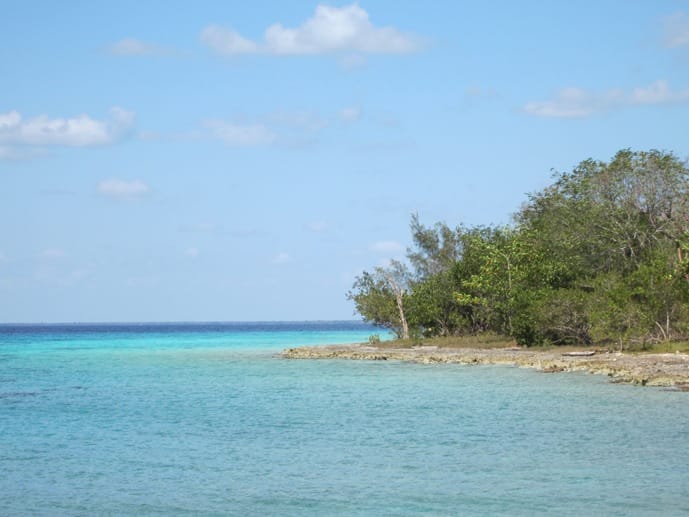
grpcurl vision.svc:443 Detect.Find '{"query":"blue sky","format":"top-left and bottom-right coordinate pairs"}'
top-left (2, 1), bottom-right (689, 322)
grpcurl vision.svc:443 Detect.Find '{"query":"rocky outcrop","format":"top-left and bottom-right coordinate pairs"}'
top-left (282, 344), bottom-right (689, 389)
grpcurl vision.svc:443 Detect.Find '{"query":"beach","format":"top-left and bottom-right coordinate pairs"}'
top-left (283, 343), bottom-right (689, 389)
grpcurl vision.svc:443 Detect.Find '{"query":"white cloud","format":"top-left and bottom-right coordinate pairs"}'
top-left (266, 110), bottom-right (327, 132)
top-left (200, 25), bottom-right (259, 55)
top-left (199, 106), bottom-right (364, 148)
top-left (524, 80), bottom-right (689, 118)
top-left (628, 80), bottom-right (689, 104)
top-left (108, 38), bottom-right (171, 56)
top-left (0, 111), bottom-right (21, 131)
top-left (663, 12), bottom-right (689, 48)
top-left (524, 87), bottom-right (599, 118)
top-left (201, 3), bottom-right (420, 56)
top-left (340, 106), bottom-right (362, 122)
top-left (204, 120), bottom-right (276, 146)
top-left (272, 252), bottom-right (291, 264)
top-left (370, 240), bottom-right (403, 253)
top-left (0, 107), bottom-right (135, 149)
top-left (97, 178), bottom-right (151, 200)
top-left (185, 247), bottom-right (200, 258)
top-left (307, 221), bottom-right (328, 232)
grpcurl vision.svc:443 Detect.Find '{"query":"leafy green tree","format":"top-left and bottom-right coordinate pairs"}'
top-left (407, 213), bottom-right (463, 279)
top-left (347, 260), bottom-right (411, 339)
top-left (408, 269), bottom-right (464, 336)
top-left (401, 214), bottom-right (468, 336)
top-left (349, 149), bottom-right (689, 347)
top-left (516, 149), bottom-right (689, 346)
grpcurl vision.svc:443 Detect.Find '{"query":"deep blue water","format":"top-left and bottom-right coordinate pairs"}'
top-left (1, 322), bottom-right (688, 515)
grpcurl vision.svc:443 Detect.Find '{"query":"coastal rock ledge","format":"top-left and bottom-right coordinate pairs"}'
top-left (282, 344), bottom-right (689, 389)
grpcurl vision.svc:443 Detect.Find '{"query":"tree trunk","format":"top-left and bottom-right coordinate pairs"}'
top-left (395, 290), bottom-right (410, 340)
top-left (383, 272), bottom-right (409, 340)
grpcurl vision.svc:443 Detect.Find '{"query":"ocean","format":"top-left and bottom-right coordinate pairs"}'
top-left (1, 322), bottom-right (688, 515)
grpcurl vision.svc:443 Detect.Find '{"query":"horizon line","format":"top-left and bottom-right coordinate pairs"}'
top-left (0, 319), bottom-right (367, 326)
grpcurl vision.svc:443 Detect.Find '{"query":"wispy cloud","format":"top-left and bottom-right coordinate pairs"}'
top-left (203, 120), bottom-right (277, 146)
top-left (307, 221), bottom-right (328, 233)
top-left (200, 3), bottom-right (420, 57)
top-left (370, 240), bottom-right (403, 253)
top-left (523, 80), bottom-right (689, 118)
top-left (340, 106), bottom-right (362, 122)
top-left (662, 12), bottom-right (689, 48)
top-left (97, 178), bottom-right (151, 200)
top-left (178, 222), bottom-right (217, 233)
top-left (265, 110), bottom-right (328, 132)
top-left (272, 252), bottom-right (291, 264)
top-left (0, 107), bottom-right (134, 156)
top-left (107, 38), bottom-right (174, 56)
top-left (339, 53), bottom-right (368, 70)
top-left (200, 26), bottom-right (260, 55)
top-left (201, 105), bottom-right (360, 147)
top-left (0, 145), bottom-right (45, 160)
top-left (41, 248), bottom-right (66, 260)
top-left (464, 85), bottom-right (498, 100)
top-left (185, 247), bottom-right (200, 258)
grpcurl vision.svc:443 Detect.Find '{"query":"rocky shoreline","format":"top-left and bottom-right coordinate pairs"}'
top-left (282, 343), bottom-right (689, 389)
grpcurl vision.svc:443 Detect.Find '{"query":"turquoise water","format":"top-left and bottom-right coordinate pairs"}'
top-left (1, 323), bottom-right (688, 515)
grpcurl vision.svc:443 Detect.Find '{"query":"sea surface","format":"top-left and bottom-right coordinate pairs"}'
top-left (1, 321), bottom-right (688, 516)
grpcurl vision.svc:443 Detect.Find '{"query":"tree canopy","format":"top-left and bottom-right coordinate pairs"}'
top-left (348, 149), bottom-right (689, 348)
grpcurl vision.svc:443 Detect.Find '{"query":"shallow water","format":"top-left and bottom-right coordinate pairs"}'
top-left (1, 322), bottom-right (688, 515)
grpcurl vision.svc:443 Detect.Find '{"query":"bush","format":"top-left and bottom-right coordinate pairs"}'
top-left (368, 334), bottom-right (381, 345)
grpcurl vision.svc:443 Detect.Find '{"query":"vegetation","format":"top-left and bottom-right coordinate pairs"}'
top-left (348, 149), bottom-right (689, 348)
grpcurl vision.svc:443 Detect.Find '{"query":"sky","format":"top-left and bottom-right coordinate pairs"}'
top-left (2, 1), bottom-right (689, 323)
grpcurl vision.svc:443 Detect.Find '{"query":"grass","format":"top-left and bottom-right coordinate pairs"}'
top-left (375, 333), bottom-right (517, 350)
top-left (633, 340), bottom-right (689, 354)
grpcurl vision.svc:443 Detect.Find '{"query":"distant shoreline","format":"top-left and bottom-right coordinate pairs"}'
top-left (282, 343), bottom-right (689, 390)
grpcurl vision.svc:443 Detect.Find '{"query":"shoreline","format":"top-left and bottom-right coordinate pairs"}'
top-left (282, 343), bottom-right (689, 390)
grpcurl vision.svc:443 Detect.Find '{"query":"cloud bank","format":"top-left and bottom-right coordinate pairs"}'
top-left (524, 80), bottom-right (689, 118)
top-left (0, 108), bottom-right (134, 156)
top-left (201, 3), bottom-right (420, 56)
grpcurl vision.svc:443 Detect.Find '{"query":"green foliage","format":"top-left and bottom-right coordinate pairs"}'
top-left (347, 261), bottom-right (412, 339)
top-left (349, 149), bottom-right (689, 348)
top-left (368, 334), bottom-right (381, 345)
top-left (348, 271), bottom-right (400, 334)
top-left (408, 270), bottom-right (464, 336)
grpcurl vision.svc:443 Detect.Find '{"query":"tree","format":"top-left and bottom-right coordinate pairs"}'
top-left (349, 149), bottom-right (689, 347)
top-left (408, 269), bottom-right (464, 336)
top-left (405, 215), bottom-right (466, 336)
top-left (518, 149), bottom-right (689, 276)
top-left (515, 149), bottom-right (689, 345)
top-left (347, 260), bottom-right (411, 339)
top-left (407, 213), bottom-right (463, 279)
